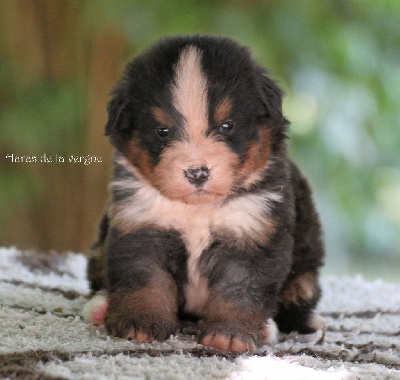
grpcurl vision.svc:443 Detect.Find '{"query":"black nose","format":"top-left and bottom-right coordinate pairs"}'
top-left (184, 166), bottom-right (210, 187)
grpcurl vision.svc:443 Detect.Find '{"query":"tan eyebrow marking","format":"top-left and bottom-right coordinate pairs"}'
top-left (214, 97), bottom-right (233, 126)
top-left (151, 107), bottom-right (173, 127)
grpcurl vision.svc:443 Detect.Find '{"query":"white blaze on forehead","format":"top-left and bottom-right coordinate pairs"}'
top-left (172, 46), bottom-right (208, 140)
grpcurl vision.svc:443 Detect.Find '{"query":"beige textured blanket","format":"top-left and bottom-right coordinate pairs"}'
top-left (1, 247), bottom-right (399, 379)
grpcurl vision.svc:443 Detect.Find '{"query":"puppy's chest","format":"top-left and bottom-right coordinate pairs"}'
top-left (114, 185), bottom-right (278, 258)
top-left (113, 185), bottom-right (279, 314)
top-left (170, 209), bottom-right (220, 261)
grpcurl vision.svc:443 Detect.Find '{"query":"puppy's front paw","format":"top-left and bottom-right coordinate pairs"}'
top-left (105, 311), bottom-right (176, 343)
top-left (105, 291), bottom-right (178, 343)
top-left (199, 321), bottom-right (259, 353)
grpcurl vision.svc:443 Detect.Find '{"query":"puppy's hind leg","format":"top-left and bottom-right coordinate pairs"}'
top-left (84, 213), bottom-right (109, 325)
top-left (87, 213), bottom-right (109, 292)
top-left (275, 271), bottom-right (325, 334)
top-left (276, 162), bottom-right (325, 335)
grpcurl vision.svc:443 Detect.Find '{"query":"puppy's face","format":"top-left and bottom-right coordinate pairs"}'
top-left (106, 36), bottom-right (287, 204)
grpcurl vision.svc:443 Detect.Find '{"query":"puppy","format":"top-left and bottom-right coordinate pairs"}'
top-left (84, 35), bottom-right (325, 353)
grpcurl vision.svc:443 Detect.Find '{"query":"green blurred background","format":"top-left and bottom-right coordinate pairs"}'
top-left (1, 0), bottom-right (399, 282)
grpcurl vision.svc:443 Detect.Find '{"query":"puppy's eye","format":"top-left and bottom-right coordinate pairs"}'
top-left (156, 126), bottom-right (170, 138)
top-left (219, 120), bottom-right (234, 133)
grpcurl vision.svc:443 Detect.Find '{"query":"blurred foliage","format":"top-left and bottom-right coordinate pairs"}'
top-left (1, 0), bottom-right (399, 280)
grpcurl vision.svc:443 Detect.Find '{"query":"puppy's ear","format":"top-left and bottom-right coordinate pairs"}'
top-left (256, 69), bottom-right (284, 122)
top-left (104, 96), bottom-right (130, 136)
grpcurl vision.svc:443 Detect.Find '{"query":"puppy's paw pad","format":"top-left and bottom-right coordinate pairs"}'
top-left (201, 333), bottom-right (256, 353)
top-left (83, 294), bottom-right (108, 325)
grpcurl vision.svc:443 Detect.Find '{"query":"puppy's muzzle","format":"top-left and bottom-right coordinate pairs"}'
top-left (184, 166), bottom-right (210, 187)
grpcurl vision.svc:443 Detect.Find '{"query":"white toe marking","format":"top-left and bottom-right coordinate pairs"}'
top-left (264, 318), bottom-right (279, 345)
top-left (83, 293), bottom-right (108, 325)
top-left (309, 313), bottom-right (326, 331)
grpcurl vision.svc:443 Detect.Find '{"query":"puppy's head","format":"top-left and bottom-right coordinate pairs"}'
top-left (106, 35), bottom-right (288, 204)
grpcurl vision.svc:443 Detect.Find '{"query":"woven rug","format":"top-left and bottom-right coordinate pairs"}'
top-left (1, 247), bottom-right (399, 380)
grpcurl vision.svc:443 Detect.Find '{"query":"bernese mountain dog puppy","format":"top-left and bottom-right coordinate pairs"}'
top-left (84, 35), bottom-right (325, 353)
